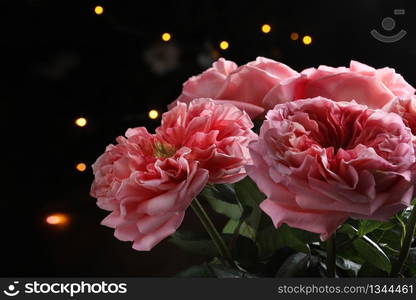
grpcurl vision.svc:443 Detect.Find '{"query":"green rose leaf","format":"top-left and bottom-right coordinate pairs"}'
top-left (336, 257), bottom-right (361, 277)
top-left (206, 197), bottom-right (243, 220)
top-left (407, 248), bottom-right (416, 277)
top-left (234, 177), bottom-right (266, 235)
top-left (169, 230), bottom-right (219, 257)
top-left (209, 264), bottom-right (258, 278)
top-left (257, 224), bottom-right (318, 258)
top-left (222, 219), bottom-right (257, 241)
top-left (275, 253), bottom-right (311, 277)
top-left (201, 185), bottom-right (243, 220)
top-left (358, 220), bottom-right (384, 237)
top-left (176, 263), bottom-right (215, 277)
top-left (352, 238), bottom-right (391, 273)
top-left (358, 262), bottom-right (388, 277)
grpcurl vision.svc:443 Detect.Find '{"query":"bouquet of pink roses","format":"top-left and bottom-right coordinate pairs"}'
top-left (90, 57), bottom-right (416, 278)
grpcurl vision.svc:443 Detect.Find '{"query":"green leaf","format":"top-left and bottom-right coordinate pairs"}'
top-left (353, 238), bottom-right (391, 273)
top-left (234, 177), bottom-right (265, 207)
top-left (358, 262), bottom-right (388, 277)
top-left (200, 185), bottom-right (243, 220)
top-left (223, 219), bottom-right (256, 241)
top-left (227, 234), bottom-right (259, 268)
top-left (378, 221), bottom-right (396, 231)
top-left (336, 257), bottom-right (361, 277)
top-left (234, 177), bottom-right (266, 237)
top-left (339, 223), bottom-right (358, 238)
top-left (407, 248), bottom-right (416, 277)
top-left (176, 263), bottom-right (215, 277)
top-left (275, 253), bottom-right (310, 277)
top-left (358, 220), bottom-right (384, 237)
top-left (257, 224), bottom-right (317, 258)
top-left (206, 197), bottom-right (243, 220)
top-left (375, 227), bottom-right (402, 252)
top-left (169, 231), bottom-right (219, 257)
top-left (209, 264), bottom-right (258, 278)
top-left (203, 184), bottom-right (239, 204)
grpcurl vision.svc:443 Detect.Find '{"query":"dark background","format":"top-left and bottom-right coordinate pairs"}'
top-left (3, 0), bottom-right (416, 276)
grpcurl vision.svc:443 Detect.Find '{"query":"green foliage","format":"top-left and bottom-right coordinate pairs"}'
top-left (257, 224), bottom-right (319, 258)
top-left (174, 182), bottom-right (416, 278)
top-left (352, 238), bottom-right (391, 273)
top-left (358, 220), bottom-right (384, 237)
top-left (169, 231), bottom-right (220, 257)
top-left (408, 248), bottom-right (416, 277)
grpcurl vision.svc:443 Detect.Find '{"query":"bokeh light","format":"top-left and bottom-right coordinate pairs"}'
top-left (75, 117), bottom-right (87, 127)
top-left (46, 213), bottom-right (69, 226)
top-left (76, 162), bottom-right (87, 172)
top-left (94, 6), bottom-right (104, 15)
top-left (148, 109), bottom-right (159, 119)
top-left (161, 33), bottom-right (171, 42)
top-left (290, 32), bottom-right (299, 40)
top-left (302, 35), bottom-right (312, 45)
top-left (219, 41), bottom-right (229, 50)
top-left (261, 24), bottom-right (271, 34)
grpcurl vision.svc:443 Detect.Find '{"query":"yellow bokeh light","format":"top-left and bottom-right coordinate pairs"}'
top-left (219, 41), bottom-right (229, 50)
top-left (302, 35), bottom-right (312, 45)
top-left (75, 117), bottom-right (87, 127)
top-left (162, 33), bottom-right (171, 42)
top-left (94, 5), bottom-right (104, 15)
top-left (76, 163), bottom-right (87, 172)
top-left (261, 24), bottom-right (271, 34)
top-left (290, 32), bottom-right (299, 40)
top-left (46, 213), bottom-right (69, 226)
top-left (148, 109), bottom-right (159, 120)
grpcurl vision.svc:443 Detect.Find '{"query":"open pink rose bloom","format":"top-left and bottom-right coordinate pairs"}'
top-left (169, 57), bottom-right (300, 119)
top-left (91, 99), bottom-right (256, 250)
top-left (247, 97), bottom-right (416, 239)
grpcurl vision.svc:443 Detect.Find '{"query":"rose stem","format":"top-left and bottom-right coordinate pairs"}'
top-left (391, 204), bottom-right (416, 277)
top-left (190, 198), bottom-right (236, 267)
top-left (326, 233), bottom-right (337, 277)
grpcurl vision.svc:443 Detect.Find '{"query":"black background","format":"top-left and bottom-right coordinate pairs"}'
top-left (2, 0), bottom-right (416, 276)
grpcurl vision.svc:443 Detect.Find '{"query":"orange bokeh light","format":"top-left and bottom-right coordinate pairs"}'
top-left (290, 32), bottom-right (299, 40)
top-left (76, 162), bottom-right (87, 172)
top-left (46, 213), bottom-right (69, 226)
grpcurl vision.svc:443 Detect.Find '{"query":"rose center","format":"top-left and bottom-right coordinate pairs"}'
top-left (153, 141), bottom-right (176, 159)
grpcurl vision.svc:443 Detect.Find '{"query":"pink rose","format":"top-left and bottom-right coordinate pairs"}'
top-left (91, 99), bottom-right (256, 250)
top-left (263, 60), bottom-right (415, 110)
top-left (91, 127), bottom-right (209, 251)
top-left (158, 98), bottom-right (257, 183)
top-left (169, 57), bottom-right (299, 119)
top-left (383, 95), bottom-right (416, 135)
top-left (247, 97), bottom-right (416, 240)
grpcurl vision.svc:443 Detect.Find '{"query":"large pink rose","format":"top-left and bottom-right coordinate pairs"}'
top-left (158, 98), bottom-right (257, 183)
top-left (91, 127), bottom-right (209, 251)
top-left (169, 57), bottom-right (299, 119)
top-left (91, 99), bottom-right (256, 250)
top-left (247, 97), bottom-right (416, 240)
top-left (263, 60), bottom-right (415, 110)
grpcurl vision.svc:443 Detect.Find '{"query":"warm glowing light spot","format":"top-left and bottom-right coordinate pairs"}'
top-left (76, 163), bottom-right (87, 172)
top-left (261, 24), bottom-right (271, 34)
top-left (148, 109), bottom-right (159, 119)
top-left (219, 41), bottom-right (229, 50)
top-left (290, 32), bottom-right (299, 40)
top-left (94, 6), bottom-right (104, 15)
top-left (302, 35), bottom-right (312, 45)
top-left (161, 33), bottom-right (171, 42)
top-left (46, 213), bottom-right (69, 226)
top-left (75, 117), bottom-right (87, 127)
